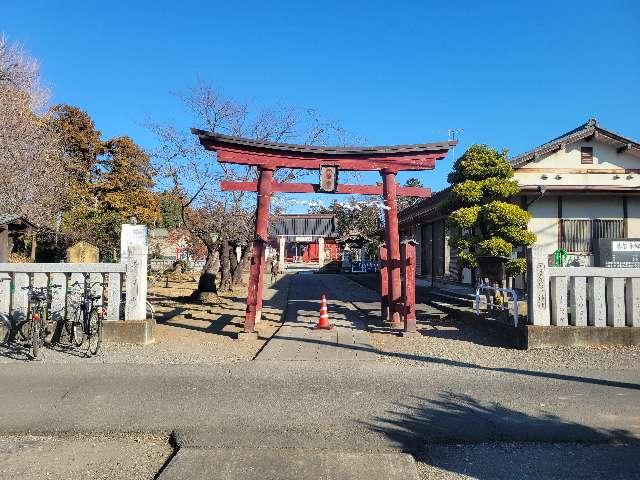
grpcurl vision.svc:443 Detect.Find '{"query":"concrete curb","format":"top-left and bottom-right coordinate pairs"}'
top-left (102, 319), bottom-right (154, 345)
top-left (157, 448), bottom-right (420, 480)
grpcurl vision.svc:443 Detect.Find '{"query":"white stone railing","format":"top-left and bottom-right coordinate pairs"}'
top-left (527, 246), bottom-right (640, 327)
top-left (0, 245), bottom-right (147, 324)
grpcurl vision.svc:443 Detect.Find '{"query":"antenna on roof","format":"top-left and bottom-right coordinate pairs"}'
top-left (447, 128), bottom-right (464, 160)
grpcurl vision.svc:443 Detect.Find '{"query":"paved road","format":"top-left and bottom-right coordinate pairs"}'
top-left (1, 361), bottom-right (638, 449)
top-left (256, 274), bottom-right (376, 361)
top-left (2, 272), bottom-right (639, 478)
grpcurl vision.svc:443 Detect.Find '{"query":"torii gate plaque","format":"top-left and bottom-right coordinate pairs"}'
top-left (192, 129), bottom-right (456, 333)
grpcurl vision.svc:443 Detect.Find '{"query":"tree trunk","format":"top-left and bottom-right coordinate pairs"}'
top-left (194, 245), bottom-right (219, 303)
top-left (232, 245), bottom-right (251, 288)
top-left (219, 241), bottom-right (232, 292)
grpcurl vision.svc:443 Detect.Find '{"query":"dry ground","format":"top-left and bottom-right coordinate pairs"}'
top-left (369, 313), bottom-right (640, 371)
top-left (0, 273), bottom-right (290, 364)
top-left (341, 273), bottom-right (640, 372)
top-left (146, 274), bottom-right (289, 362)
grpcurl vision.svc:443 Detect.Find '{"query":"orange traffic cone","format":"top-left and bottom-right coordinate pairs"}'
top-left (314, 293), bottom-right (332, 330)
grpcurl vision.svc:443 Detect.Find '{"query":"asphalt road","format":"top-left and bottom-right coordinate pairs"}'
top-left (1, 361), bottom-right (638, 451)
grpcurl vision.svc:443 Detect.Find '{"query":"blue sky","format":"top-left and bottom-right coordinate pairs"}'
top-left (4, 0), bottom-right (640, 211)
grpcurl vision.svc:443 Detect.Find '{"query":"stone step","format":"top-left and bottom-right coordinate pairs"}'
top-left (158, 448), bottom-right (419, 480)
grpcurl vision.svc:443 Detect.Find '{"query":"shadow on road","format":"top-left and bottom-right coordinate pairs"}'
top-left (364, 392), bottom-right (640, 479)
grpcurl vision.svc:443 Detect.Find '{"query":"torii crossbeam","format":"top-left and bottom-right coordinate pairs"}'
top-left (192, 130), bottom-right (456, 334)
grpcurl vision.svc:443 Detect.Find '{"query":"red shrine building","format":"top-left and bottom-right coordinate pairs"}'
top-left (268, 214), bottom-right (340, 268)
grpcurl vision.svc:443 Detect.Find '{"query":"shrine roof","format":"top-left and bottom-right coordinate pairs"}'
top-left (269, 214), bottom-right (338, 238)
top-left (191, 130), bottom-right (456, 156)
top-left (0, 214), bottom-right (36, 230)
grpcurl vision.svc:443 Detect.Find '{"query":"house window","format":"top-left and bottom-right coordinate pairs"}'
top-left (581, 146), bottom-right (594, 164)
top-left (560, 219), bottom-right (624, 253)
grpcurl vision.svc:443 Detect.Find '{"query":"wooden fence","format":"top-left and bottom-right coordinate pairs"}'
top-left (527, 246), bottom-right (640, 327)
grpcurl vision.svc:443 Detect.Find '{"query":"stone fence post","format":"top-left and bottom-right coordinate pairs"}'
top-left (527, 246), bottom-right (550, 326)
top-left (125, 244), bottom-right (148, 321)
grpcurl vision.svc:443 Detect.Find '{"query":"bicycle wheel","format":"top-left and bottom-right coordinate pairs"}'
top-left (16, 320), bottom-right (31, 344)
top-left (31, 320), bottom-right (40, 359)
top-left (72, 310), bottom-right (85, 347)
top-left (87, 309), bottom-right (102, 356)
top-left (0, 314), bottom-right (10, 346)
top-left (62, 319), bottom-right (75, 344)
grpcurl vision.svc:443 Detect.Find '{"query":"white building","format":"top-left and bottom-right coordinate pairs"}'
top-left (399, 119), bottom-right (640, 284)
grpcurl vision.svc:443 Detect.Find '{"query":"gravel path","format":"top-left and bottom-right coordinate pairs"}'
top-left (417, 442), bottom-right (640, 479)
top-left (370, 320), bottom-right (640, 371)
top-left (2, 271), bottom-right (638, 372)
top-left (342, 273), bottom-right (640, 372)
top-left (0, 433), bottom-right (172, 479)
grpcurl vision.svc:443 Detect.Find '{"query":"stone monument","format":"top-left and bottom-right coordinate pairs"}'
top-left (66, 241), bottom-right (99, 263)
top-left (120, 223), bottom-right (148, 264)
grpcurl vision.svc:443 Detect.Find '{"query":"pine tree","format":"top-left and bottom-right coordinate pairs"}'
top-left (446, 144), bottom-right (536, 279)
top-left (397, 177), bottom-right (423, 212)
top-left (158, 188), bottom-right (184, 228)
top-left (98, 136), bottom-right (160, 225)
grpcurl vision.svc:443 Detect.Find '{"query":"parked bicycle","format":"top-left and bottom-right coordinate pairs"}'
top-left (67, 279), bottom-right (105, 356)
top-left (20, 284), bottom-right (62, 359)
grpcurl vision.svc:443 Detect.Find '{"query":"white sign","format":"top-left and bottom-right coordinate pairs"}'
top-left (319, 165), bottom-right (338, 192)
top-left (120, 224), bottom-right (148, 263)
top-left (612, 240), bottom-right (640, 252)
top-left (295, 236), bottom-right (313, 242)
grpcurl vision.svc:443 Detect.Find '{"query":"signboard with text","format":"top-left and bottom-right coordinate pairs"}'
top-left (596, 238), bottom-right (640, 268)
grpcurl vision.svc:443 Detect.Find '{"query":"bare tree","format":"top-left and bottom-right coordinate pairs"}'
top-left (0, 34), bottom-right (64, 226)
top-left (148, 80), bottom-right (355, 302)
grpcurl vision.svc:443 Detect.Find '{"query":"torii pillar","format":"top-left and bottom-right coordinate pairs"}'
top-left (382, 169), bottom-right (402, 326)
top-left (245, 167), bottom-right (273, 331)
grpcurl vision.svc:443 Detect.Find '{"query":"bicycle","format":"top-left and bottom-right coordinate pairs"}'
top-left (68, 279), bottom-right (105, 356)
top-left (21, 284), bottom-right (61, 359)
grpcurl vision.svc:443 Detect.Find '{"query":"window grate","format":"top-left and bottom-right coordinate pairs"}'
top-left (581, 146), bottom-right (594, 164)
top-left (560, 219), bottom-right (624, 253)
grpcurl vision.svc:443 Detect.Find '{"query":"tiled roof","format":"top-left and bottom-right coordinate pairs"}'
top-left (0, 214), bottom-right (35, 228)
top-left (398, 188), bottom-right (450, 227)
top-left (510, 118), bottom-right (640, 168)
top-left (398, 119), bottom-right (640, 226)
top-left (269, 214), bottom-right (337, 237)
top-left (191, 130), bottom-right (457, 156)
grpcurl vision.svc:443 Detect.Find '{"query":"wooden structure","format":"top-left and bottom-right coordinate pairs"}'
top-left (269, 214), bottom-right (339, 268)
top-left (192, 130), bottom-right (456, 333)
top-left (0, 214), bottom-right (37, 263)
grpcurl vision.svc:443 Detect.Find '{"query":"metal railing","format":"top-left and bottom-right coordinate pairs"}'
top-left (475, 283), bottom-right (519, 327)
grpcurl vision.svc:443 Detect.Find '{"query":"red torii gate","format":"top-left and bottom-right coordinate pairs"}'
top-left (192, 130), bottom-right (456, 334)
